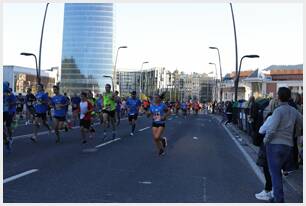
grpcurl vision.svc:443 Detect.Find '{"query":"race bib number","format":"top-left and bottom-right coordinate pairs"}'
top-left (153, 113), bottom-right (161, 121)
top-left (55, 104), bottom-right (62, 110)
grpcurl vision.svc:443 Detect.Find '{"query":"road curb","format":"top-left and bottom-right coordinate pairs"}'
top-left (219, 119), bottom-right (265, 184)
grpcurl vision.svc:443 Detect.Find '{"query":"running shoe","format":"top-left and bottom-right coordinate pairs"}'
top-left (159, 148), bottom-right (165, 156)
top-left (82, 140), bottom-right (87, 144)
top-left (30, 136), bottom-right (37, 143)
top-left (130, 132), bottom-right (134, 136)
top-left (161, 137), bottom-right (167, 148)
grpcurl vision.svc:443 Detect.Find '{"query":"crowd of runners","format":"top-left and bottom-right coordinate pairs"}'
top-left (3, 81), bottom-right (204, 156)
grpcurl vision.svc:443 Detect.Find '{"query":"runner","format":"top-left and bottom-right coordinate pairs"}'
top-left (143, 98), bottom-right (150, 112)
top-left (181, 101), bottom-right (187, 118)
top-left (50, 85), bottom-right (69, 143)
top-left (194, 101), bottom-right (200, 115)
top-left (87, 90), bottom-right (96, 137)
top-left (46, 93), bottom-right (53, 122)
top-left (146, 93), bottom-right (171, 156)
top-left (79, 92), bottom-right (94, 144)
top-left (7, 88), bottom-right (17, 143)
top-left (16, 93), bottom-right (25, 120)
top-left (102, 84), bottom-right (117, 140)
top-left (3, 83), bottom-right (14, 151)
top-left (121, 98), bottom-right (127, 117)
top-left (71, 93), bottom-right (81, 127)
top-left (25, 88), bottom-right (36, 125)
top-left (114, 91), bottom-right (122, 126)
top-left (175, 100), bottom-right (180, 115)
top-left (31, 84), bottom-right (52, 142)
top-left (63, 92), bottom-right (72, 130)
top-left (96, 94), bottom-right (104, 125)
top-left (126, 91), bottom-right (142, 136)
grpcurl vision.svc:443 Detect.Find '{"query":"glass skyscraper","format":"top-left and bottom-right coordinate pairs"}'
top-left (61, 3), bottom-right (113, 96)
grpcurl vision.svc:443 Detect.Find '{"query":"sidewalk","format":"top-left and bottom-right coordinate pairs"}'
top-left (212, 114), bottom-right (303, 202)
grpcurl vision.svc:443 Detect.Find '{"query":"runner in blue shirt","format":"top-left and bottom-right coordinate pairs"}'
top-left (3, 82), bottom-right (10, 150)
top-left (181, 101), bottom-right (187, 118)
top-left (96, 94), bottom-right (104, 125)
top-left (146, 93), bottom-right (171, 156)
top-left (32, 84), bottom-right (51, 142)
top-left (71, 93), bottom-right (81, 126)
top-left (5, 88), bottom-right (16, 151)
top-left (51, 85), bottom-right (69, 143)
top-left (126, 91), bottom-right (142, 136)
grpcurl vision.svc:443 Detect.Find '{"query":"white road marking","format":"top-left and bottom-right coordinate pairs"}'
top-left (95, 138), bottom-right (121, 148)
top-left (138, 126), bottom-right (150, 132)
top-left (139, 181), bottom-right (152, 184)
top-left (4, 169), bottom-right (39, 184)
top-left (221, 123), bottom-right (265, 184)
top-left (82, 148), bottom-right (98, 153)
top-left (202, 177), bottom-right (207, 202)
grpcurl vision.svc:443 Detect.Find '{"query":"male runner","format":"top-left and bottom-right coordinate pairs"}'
top-left (25, 88), bottom-right (36, 125)
top-left (16, 93), bottom-right (25, 120)
top-left (114, 91), bottom-right (122, 126)
top-left (5, 87), bottom-right (16, 151)
top-left (181, 101), bottom-right (187, 118)
top-left (96, 94), bottom-right (104, 125)
top-left (71, 93), bottom-right (81, 126)
top-left (126, 91), bottom-right (142, 136)
top-left (32, 84), bottom-right (52, 142)
top-left (102, 84), bottom-right (117, 140)
top-left (51, 85), bottom-right (69, 143)
top-left (3, 82), bottom-right (13, 151)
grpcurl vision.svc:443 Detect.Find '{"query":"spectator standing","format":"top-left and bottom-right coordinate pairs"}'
top-left (263, 87), bottom-right (303, 203)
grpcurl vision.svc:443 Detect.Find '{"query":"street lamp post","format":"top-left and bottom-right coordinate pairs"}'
top-left (38, 3), bottom-right (50, 81)
top-left (234, 55), bottom-right (260, 101)
top-left (209, 63), bottom-right (218, 102)
top-left (20, 52), bottom-right (40, 84)
top-left (140, 61), bottom-right (149, 95)
top-left (230, 3), bottom-right (239, 101)
top-left (113, 46), bottom-right (128, 93)
top-left (209, 46), bottom-right (223, 102)
top-left (103, 75), bottom-right (114, 92)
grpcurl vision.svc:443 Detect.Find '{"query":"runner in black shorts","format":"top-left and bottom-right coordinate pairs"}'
top-left (25, 88), bottom-right (36, 125)
top-left (146, 93), bottom-right (171, 156)
top-left (126, 91), bottom-right (141, 136)
top-left (32, 84), bottom-right (52, 142)
top-left (50, 85), bottom-right (69, 143)
top-left (16, 93), bottom-right (25, 120)
top-left (102, 84), bottom-right (117, 140)
top-left (79, 92), bottom-right (94, 144)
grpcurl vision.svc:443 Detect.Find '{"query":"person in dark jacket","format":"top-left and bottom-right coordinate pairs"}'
top-left (224, 101), bottom-right (233, 125)
top-left (255, 112), bottom-right (273, 201)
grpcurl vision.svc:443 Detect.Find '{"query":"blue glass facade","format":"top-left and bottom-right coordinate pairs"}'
top-left (61, 3), bottom-right (113, 95)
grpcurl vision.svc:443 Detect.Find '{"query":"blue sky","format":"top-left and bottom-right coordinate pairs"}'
top-left (3, 3), bottom-right (303, 77)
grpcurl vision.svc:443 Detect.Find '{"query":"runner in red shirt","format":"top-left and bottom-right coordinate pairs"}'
top-left (78, 92), bottom-right (94, 144)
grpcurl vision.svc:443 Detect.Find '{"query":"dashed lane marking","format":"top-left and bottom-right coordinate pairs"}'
top-left (4, 169), bottom-right (39, 184)
top-left (95, 138), bottom-right (121, 148)
top-left (138, 126), bottom-right (150, 132)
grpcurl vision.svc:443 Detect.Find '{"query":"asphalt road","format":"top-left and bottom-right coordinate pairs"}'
top-left (3, 113), bottom-right (273, 203)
